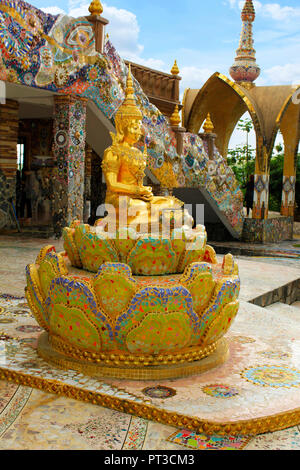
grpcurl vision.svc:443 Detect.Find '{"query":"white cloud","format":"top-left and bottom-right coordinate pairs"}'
top-left (260, 3), bottom-right (300, 21)
top-left (180, 66), bottom-right (214, 90)
top-left (67, 3), bottom-right (145, 58)
top-left (40, 6), bottom-right (66, 15)
top-left (263, 63), bottom-right (300, 85)
top-left (129, 57), bottom-right (166, 70)
top-left (42, 2), bottom-right (163, 69)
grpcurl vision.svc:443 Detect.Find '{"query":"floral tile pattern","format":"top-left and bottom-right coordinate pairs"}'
top-left (167, 429), bottom-right (250, 450)
top-left (245, 426), bottom-right (300, 450)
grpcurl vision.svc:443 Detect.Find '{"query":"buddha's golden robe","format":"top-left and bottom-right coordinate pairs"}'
top-left (98, 143), bottom-right (184, 229)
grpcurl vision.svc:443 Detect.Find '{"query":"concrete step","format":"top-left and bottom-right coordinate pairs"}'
top-left (265, 302), bottom-right (300, 316)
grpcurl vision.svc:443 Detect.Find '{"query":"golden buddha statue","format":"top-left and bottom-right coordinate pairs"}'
top-left (96, 65), bottom-right (189, 232)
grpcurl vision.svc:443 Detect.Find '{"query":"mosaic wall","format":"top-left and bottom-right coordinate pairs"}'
top-left (0, 0), bottom-right (244, 238)
top-left (0, 169), bottom-right (16, 230)
top-left (242, 216), bottom-right (294, 244)
top-left (0, 98), bottom-right (18, 229)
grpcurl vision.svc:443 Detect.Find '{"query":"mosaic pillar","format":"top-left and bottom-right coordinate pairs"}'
top-left (281, 176), bottom-right (296, 217)
top-left (52, 95), bottom-right (87, 237)
top-left (84, 144), bottom-right (92, 223)
top-left (172, 126), bottom-right (186, 156)
top-left (86, 11), bottom-right (109, 54)
top-left (0, 100), bottom-right (19, 229)
top-left (0, 100), bottom-right (19, 178)
top-left (252, 165), bottom-right (270, 220)
top-left (198, 132), bottom-right (217, 160)
top-left (280, 103), bottom-right (299, 218)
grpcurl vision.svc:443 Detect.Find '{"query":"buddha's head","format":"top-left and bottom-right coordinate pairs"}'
top-left (118, 118), bottom-right (142, 144)
top-left (114, 64), bottom-right (143, 144)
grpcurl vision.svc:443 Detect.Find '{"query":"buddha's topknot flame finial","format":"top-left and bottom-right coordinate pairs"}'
top-left (114, 64), bottom-right (142, 125)
top-left (125, 63), bottom-right (135, 99)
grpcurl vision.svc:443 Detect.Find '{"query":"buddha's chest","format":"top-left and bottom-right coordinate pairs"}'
top-left (118, 153), bottom-right (147, 182)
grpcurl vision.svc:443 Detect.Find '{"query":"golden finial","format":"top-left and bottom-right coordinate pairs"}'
top-left (115, 63), bottom-right (142, 126)
top-left (170, 105), bottom-right (181, 127)
top-left (170, 60), bottom-right (180, 76)
top-left (89, 0), bottom-right (103, 16)
top-left (203, 113), bottom-right (214, 134)
top-left (126, 63), bottom-right (135, 99)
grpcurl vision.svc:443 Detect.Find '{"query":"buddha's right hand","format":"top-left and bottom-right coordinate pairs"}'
top-left (137, 186), bottom-right (153, 201)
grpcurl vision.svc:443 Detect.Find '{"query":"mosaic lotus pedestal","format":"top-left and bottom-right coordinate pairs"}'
top-left (25, 223), bottom-right (240, 380)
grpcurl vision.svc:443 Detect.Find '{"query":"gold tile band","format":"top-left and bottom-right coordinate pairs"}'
top-left (48, 333), bottom-right (219, 368)
top-left (40, 333), bottom-right (228, 380)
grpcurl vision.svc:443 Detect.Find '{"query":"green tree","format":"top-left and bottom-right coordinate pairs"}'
top-left (269, 152), bottom-right (284, 212)
top-left (227, 118), bottom-right (255, 191)
top-left (227, 145), bottom-right (255, 190)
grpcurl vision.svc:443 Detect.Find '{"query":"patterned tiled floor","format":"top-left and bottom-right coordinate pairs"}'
top-left (0, 235), bottom-right (299, 450)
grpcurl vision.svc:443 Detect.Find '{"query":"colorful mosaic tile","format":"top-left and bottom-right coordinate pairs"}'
top-left (231, 335), bottom-right (256, 344)
top-left (258, 351), bottom-right (291, 361)
top-left (241, 366), bottom-right (300, 388)
top-left (167, 429), bottom-right (250, 450)
top-left (202, 384), bottom-right (239, 398)
top-left (246, 426), bottom-right (300, 450)
top-left (142, 386), bottom-right (177, 399)
top-left (15, 325), bottom-right (44, 333)
top-left (0, 294), bottom-right (25, 300)
top-left (0, 333), bottom-right (13, 341)
top-left (122, 417), bottom-right (148, 450)
top-left (63, 408), bottom-right (131, 450)
top-left (0, 318), bottom-right (14, 324)
top-left (0, 382), bottom-right (32, 438)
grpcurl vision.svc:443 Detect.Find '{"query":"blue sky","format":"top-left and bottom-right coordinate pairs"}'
top-left (33, 0), bottom-right (300, 87)
top-left (31, 0), bottom-right (300, 147)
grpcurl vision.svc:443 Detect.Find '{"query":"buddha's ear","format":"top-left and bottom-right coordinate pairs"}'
top-left (109, 131), bottom-right (118, 145)
top-left (115, 118), bottom-right (126, 138)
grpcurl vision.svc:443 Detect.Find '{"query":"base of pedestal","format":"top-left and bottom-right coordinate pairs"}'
top-left (37, 333), bottom-right (229, 381)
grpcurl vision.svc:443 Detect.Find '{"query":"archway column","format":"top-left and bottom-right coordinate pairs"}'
top-left (281, 164), bottom-right (296, 217)
top-left (52, 95), bottom-right (88, 237)
top-left (280, 103), bottom-right (300, 217)
top-left (252, 148), bottom-right (270, 220)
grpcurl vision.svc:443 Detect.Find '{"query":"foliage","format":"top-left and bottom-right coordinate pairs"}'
top-left (227, 118), bottom-right (256, 193)
top-left (227, 118), bottom-right (299, 213)
top-left (227, 145), bottom-right (255, 191)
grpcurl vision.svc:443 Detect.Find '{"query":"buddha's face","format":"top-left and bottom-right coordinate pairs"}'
top-left (124, 119), bottom-right (142, 143)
